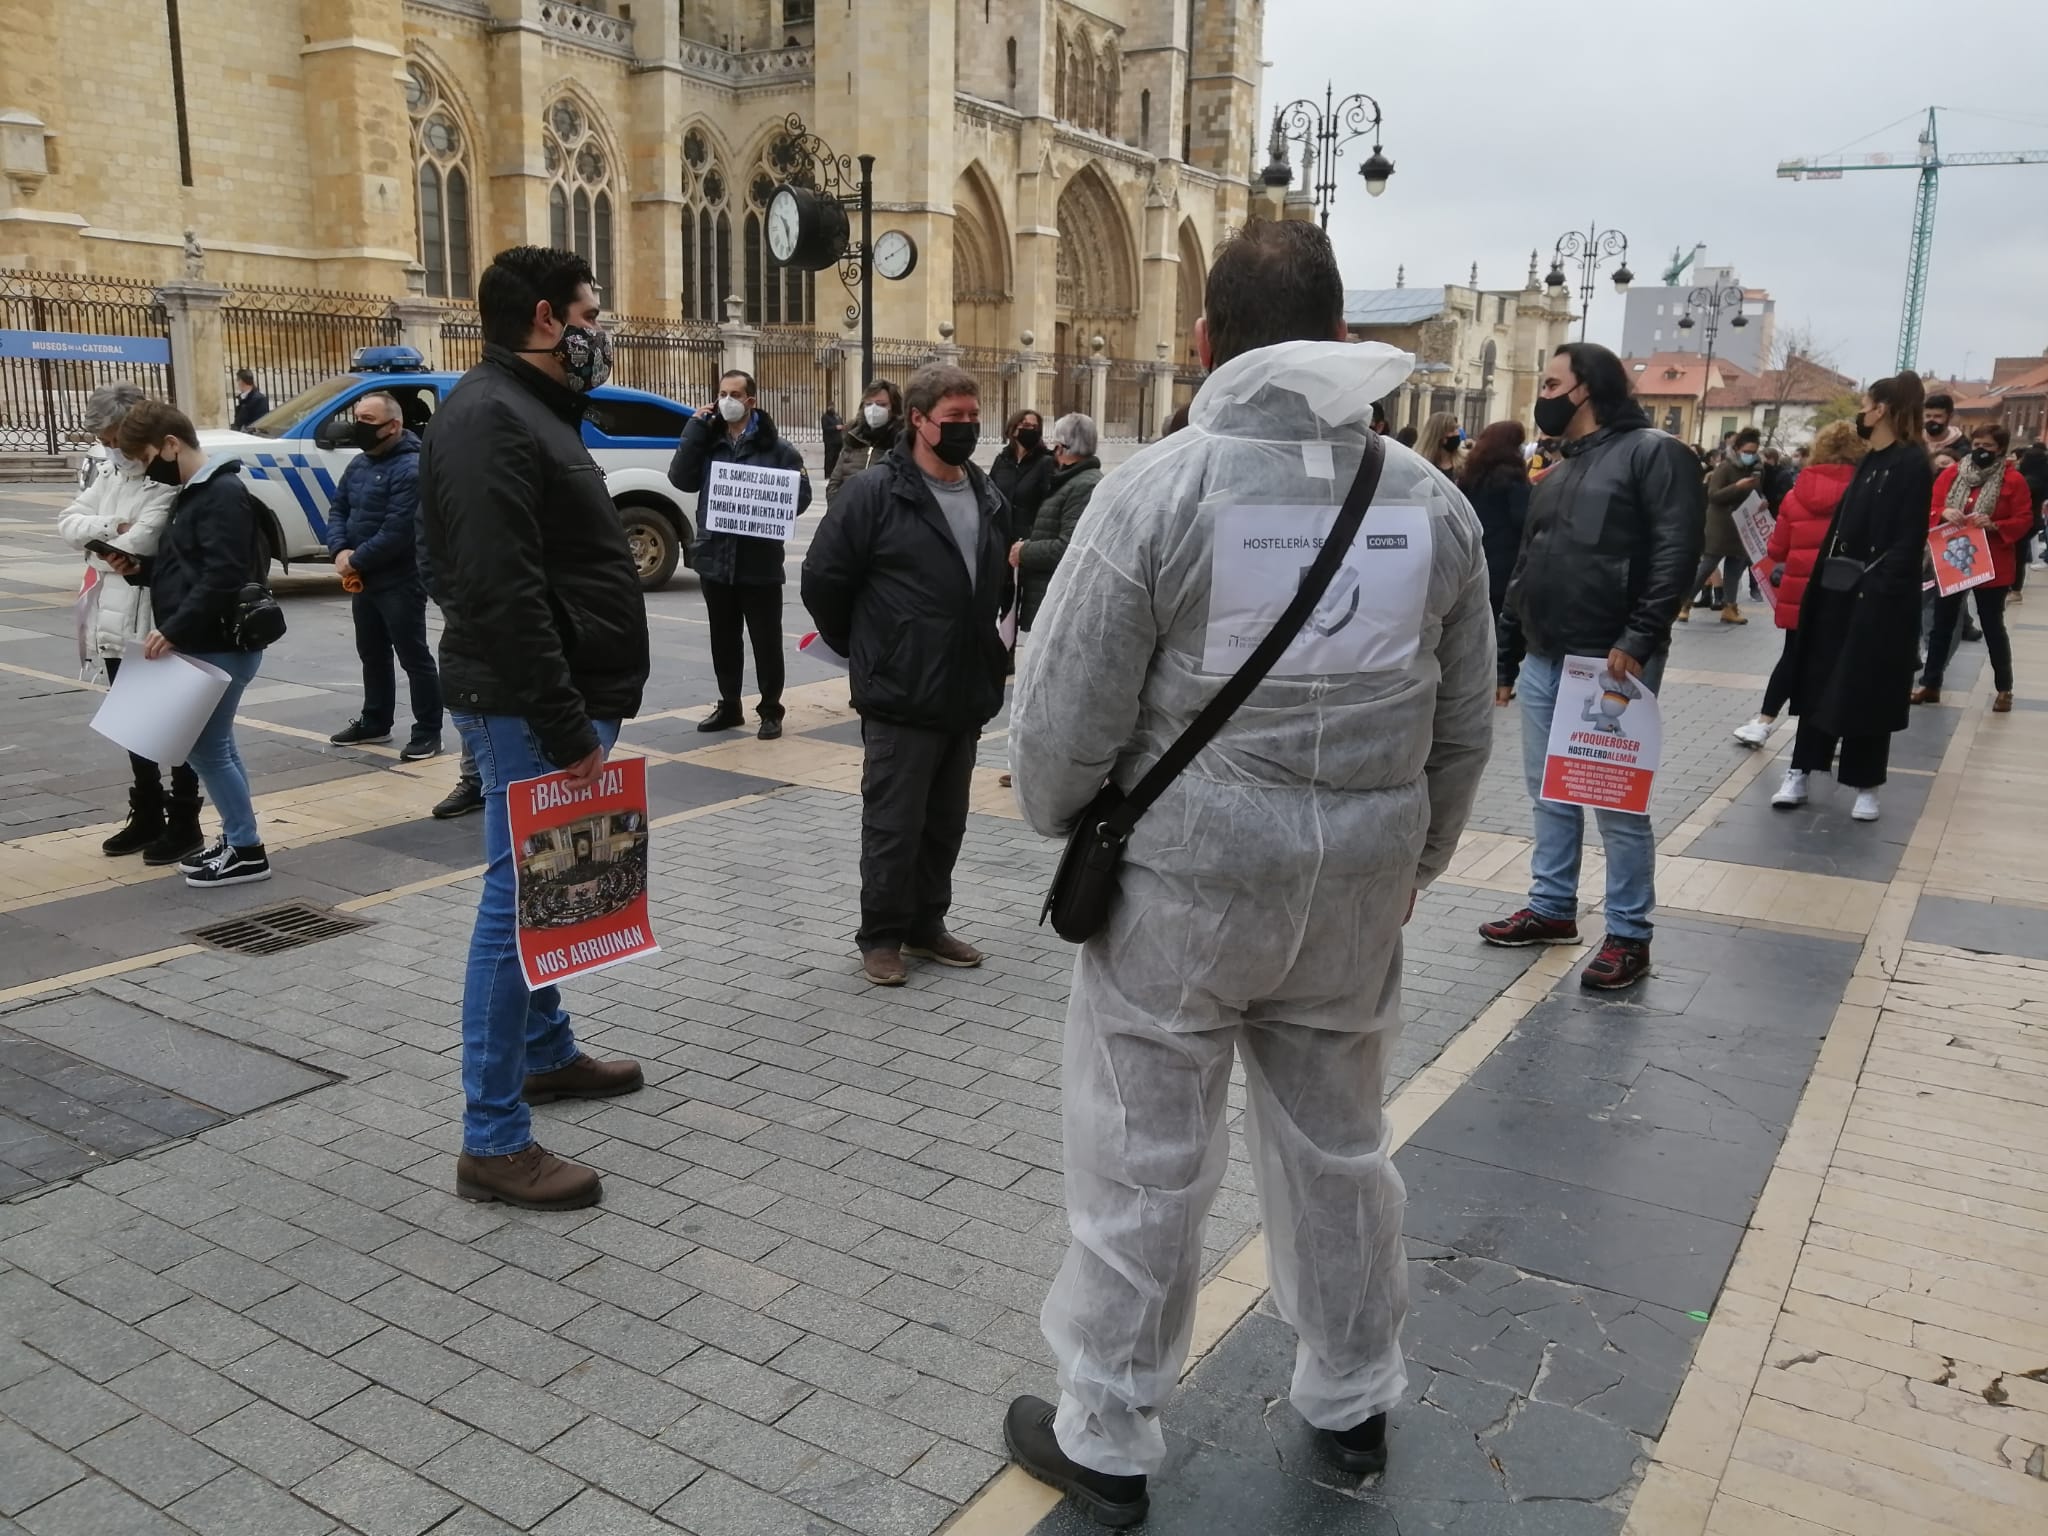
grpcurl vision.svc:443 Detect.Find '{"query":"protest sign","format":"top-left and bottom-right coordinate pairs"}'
top-left (90, 646), bottom-right (231, 765)
top-left (1539, 654), bottom-right (1663, 816)
top-left (506, 756), bottom-right (658, 989)
top-left (1731, 491), bottom-right (1774, 566)
top-left (702, 460), bottom-right (803, 541)
top-left (1928, 524), bottom-right (1996, 598)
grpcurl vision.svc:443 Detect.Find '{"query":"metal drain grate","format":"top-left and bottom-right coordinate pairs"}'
top-left (188, 902), bottom-right (370, 957)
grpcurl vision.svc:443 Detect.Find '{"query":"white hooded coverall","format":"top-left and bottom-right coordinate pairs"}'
top-left (1010, 341), bottom-right (1496, 1477)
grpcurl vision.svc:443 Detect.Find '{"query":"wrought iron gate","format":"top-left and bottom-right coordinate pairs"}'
top-left (0, 272), bottom-right (175, 455)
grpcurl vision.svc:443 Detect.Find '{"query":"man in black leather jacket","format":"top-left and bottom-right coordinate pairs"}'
top-left (418, 245), bottom-right (650, 1213)
top-left (1481, 342), bottom-right (1703, 990)
top-left (801, 362), bottom-right (1011, 987)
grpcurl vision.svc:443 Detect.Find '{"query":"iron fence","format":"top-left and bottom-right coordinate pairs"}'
top-left (954, 347), bottom-right (1016, 426)
top-left (867, 337), bottom-right (939, 384)
top-left (220, 285), bottom-right (400, 414)
top-left (0, 272), bottom-right (175, 456)
top-left (438, 306), bottom-right (483, 373)
top-left (605, 313), bottom-right (721, 404)
top-left (1050, 353), bottom-right (1087, 421)
top-left (1103, 358), bottom-right (1150, 441)
top-left (1172, 363), bottom-right (1204, 420)
top-left (754, 328), bottom-right (837, 432)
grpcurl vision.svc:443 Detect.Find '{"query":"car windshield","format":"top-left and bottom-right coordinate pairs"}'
top-left (241, 375), bottom-right (358, 438)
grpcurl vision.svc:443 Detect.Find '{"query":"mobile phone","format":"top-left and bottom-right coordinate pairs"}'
top-left (84, 538), bottom-right (126, 561)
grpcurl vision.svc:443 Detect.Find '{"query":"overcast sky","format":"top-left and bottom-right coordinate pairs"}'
top-left (1260, 0), bottom-right (2047, 386)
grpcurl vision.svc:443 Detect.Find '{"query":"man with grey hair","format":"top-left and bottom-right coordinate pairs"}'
top-left (802, 362), bottom-right (1012, 986)
top-left (326, 389), bottom-right (443, 759)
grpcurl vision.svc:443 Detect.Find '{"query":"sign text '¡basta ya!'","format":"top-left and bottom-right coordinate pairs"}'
top-left (525, 767), bottom-right (628, 814)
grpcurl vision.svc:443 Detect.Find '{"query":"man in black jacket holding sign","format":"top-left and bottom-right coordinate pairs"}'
top-left (801, 362), bottom-right (1011, 988)
top-left (419, 245), bottom-right (651, 1213)
top-left (669, 370), bottom-right (811, 739)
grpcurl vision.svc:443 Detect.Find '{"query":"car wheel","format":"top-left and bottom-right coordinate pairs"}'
top-left (620, 503), bottom-right (681, 590)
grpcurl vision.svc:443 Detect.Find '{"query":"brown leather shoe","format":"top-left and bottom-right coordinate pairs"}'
top-left (1720, 604), bottom-right (1747, 625)
top-left (1676, 604), bottom-right (1692, 623)
top-left (1994, 691), bottom-right (2014, 713)
top-left (862, 946), bottom-right (907, 987)
top-left (455, 1144), bottom-right (601, 1210)
top-left (1910, 686), bottom-right (1941, 705)
top-left (905, 933), bottom-right (984, 969)
top-left (522, 1052), bottom-right (643, 1105)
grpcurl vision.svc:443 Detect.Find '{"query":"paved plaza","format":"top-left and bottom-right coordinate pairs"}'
top-left (2, 479), bottom-right (2046, 1536)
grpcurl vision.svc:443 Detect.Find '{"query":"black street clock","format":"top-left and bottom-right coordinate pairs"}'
top-left (766, 185), bottom-right (850, 272)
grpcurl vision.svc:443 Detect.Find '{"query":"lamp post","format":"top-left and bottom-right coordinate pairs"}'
top-left (1676, 282), bottom-right (1748, 449)
top-left (1258, 83), bottom-right (1392, 230)
top-left (1543, 224), bottom-right (1634, 342)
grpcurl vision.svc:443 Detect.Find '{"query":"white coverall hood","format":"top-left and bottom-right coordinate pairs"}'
top-left (1009, 338), bottom-right (1498, 1479)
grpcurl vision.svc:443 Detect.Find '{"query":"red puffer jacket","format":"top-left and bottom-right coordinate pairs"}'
top-left (1765, 462), bottom-right (1851, 629)
top-left (1928, 465), bottom-right (2036, 589)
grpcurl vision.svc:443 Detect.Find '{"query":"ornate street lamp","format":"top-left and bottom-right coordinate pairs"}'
top-left (1676, 282), bottom-right (1749, 447)
top-left (1259, 83), bottom-right (1392, 230)
top-left (1543, 224), bottom-right (1634, 342)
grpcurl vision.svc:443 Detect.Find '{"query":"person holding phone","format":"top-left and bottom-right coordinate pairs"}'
top-left (57, 384), bottom-right (199, 864)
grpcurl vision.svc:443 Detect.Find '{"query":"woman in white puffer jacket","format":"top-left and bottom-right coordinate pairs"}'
top-left (56, 383), bottom-right (201, 863)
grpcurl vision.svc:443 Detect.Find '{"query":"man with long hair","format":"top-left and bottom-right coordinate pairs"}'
top-left (1480, 342), bottom-right (1703, 990)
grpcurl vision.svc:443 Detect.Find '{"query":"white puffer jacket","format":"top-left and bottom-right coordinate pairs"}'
top-left (56, 466), bottom-right (178, 661)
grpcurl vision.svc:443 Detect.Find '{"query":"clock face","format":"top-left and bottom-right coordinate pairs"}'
top-left (767, 188), bottom-right (802, 264)
top-left (873, 229), bottom-right (918, 282)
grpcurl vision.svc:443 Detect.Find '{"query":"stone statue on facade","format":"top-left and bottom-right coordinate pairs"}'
top-left (182, 229), bottom-right (204, 280)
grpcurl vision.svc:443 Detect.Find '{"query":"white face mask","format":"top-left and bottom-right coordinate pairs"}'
top-left (718, 396), bottom-right (749, 424)
top-left (104, 447), bottom-right (139, 478)
top-left (863, 402), bottom-right (890, 430)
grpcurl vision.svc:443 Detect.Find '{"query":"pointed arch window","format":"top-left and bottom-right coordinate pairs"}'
top-left (406, 62), bottom-right (474, 298)
top-left (544, 97), bottom-right (616, 296)
top-left (679, 128), bottom-right (733, 323)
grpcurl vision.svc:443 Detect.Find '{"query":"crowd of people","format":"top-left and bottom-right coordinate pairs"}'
top-left (48, 226), bottom-right (2048, 1528)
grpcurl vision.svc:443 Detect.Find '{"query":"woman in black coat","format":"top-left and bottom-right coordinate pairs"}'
top-left (1773, 372), bottom-right (1934, 824)
top-left (1457, 420), bottom-right (1530, 617)
top-left (988, 409), bottom-right (1055, 544)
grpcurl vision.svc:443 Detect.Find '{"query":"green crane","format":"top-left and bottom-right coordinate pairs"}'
top-left (1777, 107), bottom-right (2048, 372)
top-left (1662, 243), bottom-right (1705, 286)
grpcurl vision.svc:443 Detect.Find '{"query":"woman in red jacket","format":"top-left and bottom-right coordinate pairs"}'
top-left (1733, 420), bottom-right (1865, 745)
top-left (1913, 423), bottom-right (2033, 712)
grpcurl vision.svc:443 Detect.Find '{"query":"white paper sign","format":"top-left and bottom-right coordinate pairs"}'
top-left (1540, 654), bottom-right (1663, 816)
top-left (1202, 503), bottom-right (1432, 677)
top-left (89, 646), bottom-right (231, 765)
top-left (702, 460), bottom-right (802, 541)
top-left (1731, 491), bottom-right (1774, 566)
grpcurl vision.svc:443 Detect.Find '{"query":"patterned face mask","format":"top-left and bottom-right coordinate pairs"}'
top-left (523, 323), bottom-right (613, 393)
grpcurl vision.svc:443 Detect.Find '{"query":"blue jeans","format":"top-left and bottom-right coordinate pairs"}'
top-left (452, 712), bottom-right (620, 1157)
top-left (186, 650), bottom-right (263, 847)
top-left (1519, 651), bottom-right (1666, 942)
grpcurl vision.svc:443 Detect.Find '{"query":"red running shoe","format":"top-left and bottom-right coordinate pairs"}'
top-left (1478, 908), bottom-right (1581, 948)
top-left (1580, 935), bottom-right (1651, 991)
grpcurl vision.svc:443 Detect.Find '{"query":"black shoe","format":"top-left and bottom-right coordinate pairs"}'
top-left (400, 731), bottom-right (444, 762)
top-left (1319, 1413), bottom-right (1388, 1475)
top-left (758, 715), bottom-right (783, 741)
top-left (1003, 1395), bottom-right (1148, 1529)
top-left (177, 836), bottom-right (228, 875)
top-left (185, 843), bottom-right (271, 888)
top-left (697, 702), bottom-right (745, 733)
top-left (432, 779), bottom-right (484, 820)
top-left (330, 718), bottom-right (392, 746)
top-left (103, 788), bottom-right (165, 857)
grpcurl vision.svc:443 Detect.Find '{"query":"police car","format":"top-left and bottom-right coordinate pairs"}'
top-left (84, 347), bottom-right (701, 590)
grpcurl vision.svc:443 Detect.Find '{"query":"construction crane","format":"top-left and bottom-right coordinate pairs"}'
top-left (1778, 107), bottom-right (2048, 371)
top-left (1662, 243), bottom-right (1705, 286)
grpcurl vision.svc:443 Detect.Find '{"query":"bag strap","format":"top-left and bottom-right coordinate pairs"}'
top-left (1103, 431), bottom-right (1388, 838)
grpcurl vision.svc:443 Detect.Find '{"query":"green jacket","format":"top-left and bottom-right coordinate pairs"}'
top-left (1018, 455), bottom-right (1102, 624)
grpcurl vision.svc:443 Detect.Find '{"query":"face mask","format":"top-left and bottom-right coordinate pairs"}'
top-left (524, 322), bottom-right (612, 392)
top-left (1015, 427), bottom-right (1042, 451)
top-left (1855, 417), bottom-right (1875, 441)
top-left (718, 396), bottom-right (750, 424)
top-left (144, 451), bottom-right (183, 487)
top-left (1926, 421), bottom-right (1944, 436)
top-left (921, 418), bottom-right (979, 467)
top-left (104, 448), bottom-right (139, 478)
top-left (863, 402), bottom-right (891, 430)
top-left (350, 421), bottom-right (391, 452)
top-left (1738, 451), bottom-right (1757, 466)
top-left (1970, 447), bottom-right (1999, 469)
top-left (1532, 391), bottom-right (1579, 437)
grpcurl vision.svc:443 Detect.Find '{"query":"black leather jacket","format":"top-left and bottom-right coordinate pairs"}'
top-left (418, 346), bottom-right (650, 767)
top-left (1499, 411), bottom-right (1703, 676)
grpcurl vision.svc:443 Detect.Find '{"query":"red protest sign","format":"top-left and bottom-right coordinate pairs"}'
top-left (1928, 525), bottom-right (1995, 598)
top-left (506, 756), bottom-right (658, 990)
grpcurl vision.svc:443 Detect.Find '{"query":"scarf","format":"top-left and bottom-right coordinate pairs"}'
top-left (1947, 454), bottom-right (1999, 520)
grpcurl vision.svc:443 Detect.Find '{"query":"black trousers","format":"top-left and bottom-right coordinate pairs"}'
top-left (1923, 586), bottom-right (2013, 693)
top-left (103, 656), bottom-right (198, 802)
top-left (701, 579), bottom-right (785, 714)
top-left (353, 581), bottom-right (442, 734)
top-left (1762, 630), bottom-right (1796, 718)
top-left (1791, 718), bottom-right (1890, 790)
top-left (857, 719), bottom-right (977, 948)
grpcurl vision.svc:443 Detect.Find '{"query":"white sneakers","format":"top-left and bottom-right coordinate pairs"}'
top-left (1732, 716), bottom-right (1776, 747)
top-left (1771, 770), bottom-right (1809, 808)
top-left (1852, 792), bottom-right (1881, 822)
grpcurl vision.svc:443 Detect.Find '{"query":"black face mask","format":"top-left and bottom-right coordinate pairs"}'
top-left (924, 419), bottom-right (979, 467)
top-left (1855, 418), bottom-right (1875, 441)
top-left (1532, 391), bottom-right (1579, 437)
top-left (1014, 428), bottom-right (1042, 452)
top-left (1926, 421), bottom-right (1945, 436)
top-left (351, 422), bottom-right (391, 453)
top-left (144, 452), bottom-right (183, 487)
top-left (1970, 447), bottom-right (1999, 469)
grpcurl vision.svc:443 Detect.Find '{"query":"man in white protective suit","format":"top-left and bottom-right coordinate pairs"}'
top-left (1001, 220), bottom-right (1496, 1527)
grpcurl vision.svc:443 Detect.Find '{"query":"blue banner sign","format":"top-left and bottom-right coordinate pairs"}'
top-left (0, 329), bottom-right (172, 365)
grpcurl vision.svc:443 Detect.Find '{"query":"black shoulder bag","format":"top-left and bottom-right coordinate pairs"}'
top-left (1040, 431), bottom-right (1388, 943)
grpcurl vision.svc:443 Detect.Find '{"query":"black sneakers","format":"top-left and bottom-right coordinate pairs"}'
top-left (432, 779), bottom-right (484, 819)
top-left (1004, 1396), bottom-right (1147, 1528)
top-left (330, 718), bottom-right (392, 746)
top-left (185, 843), bottom-right (272, 889)
top-left (400, 731), bottom-right (444, 762)
top-left (178, 837), bottom-right (228, 874)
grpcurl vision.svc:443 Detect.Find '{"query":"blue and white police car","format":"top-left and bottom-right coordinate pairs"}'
top-left (86, 347), bottom-right (702, 590)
